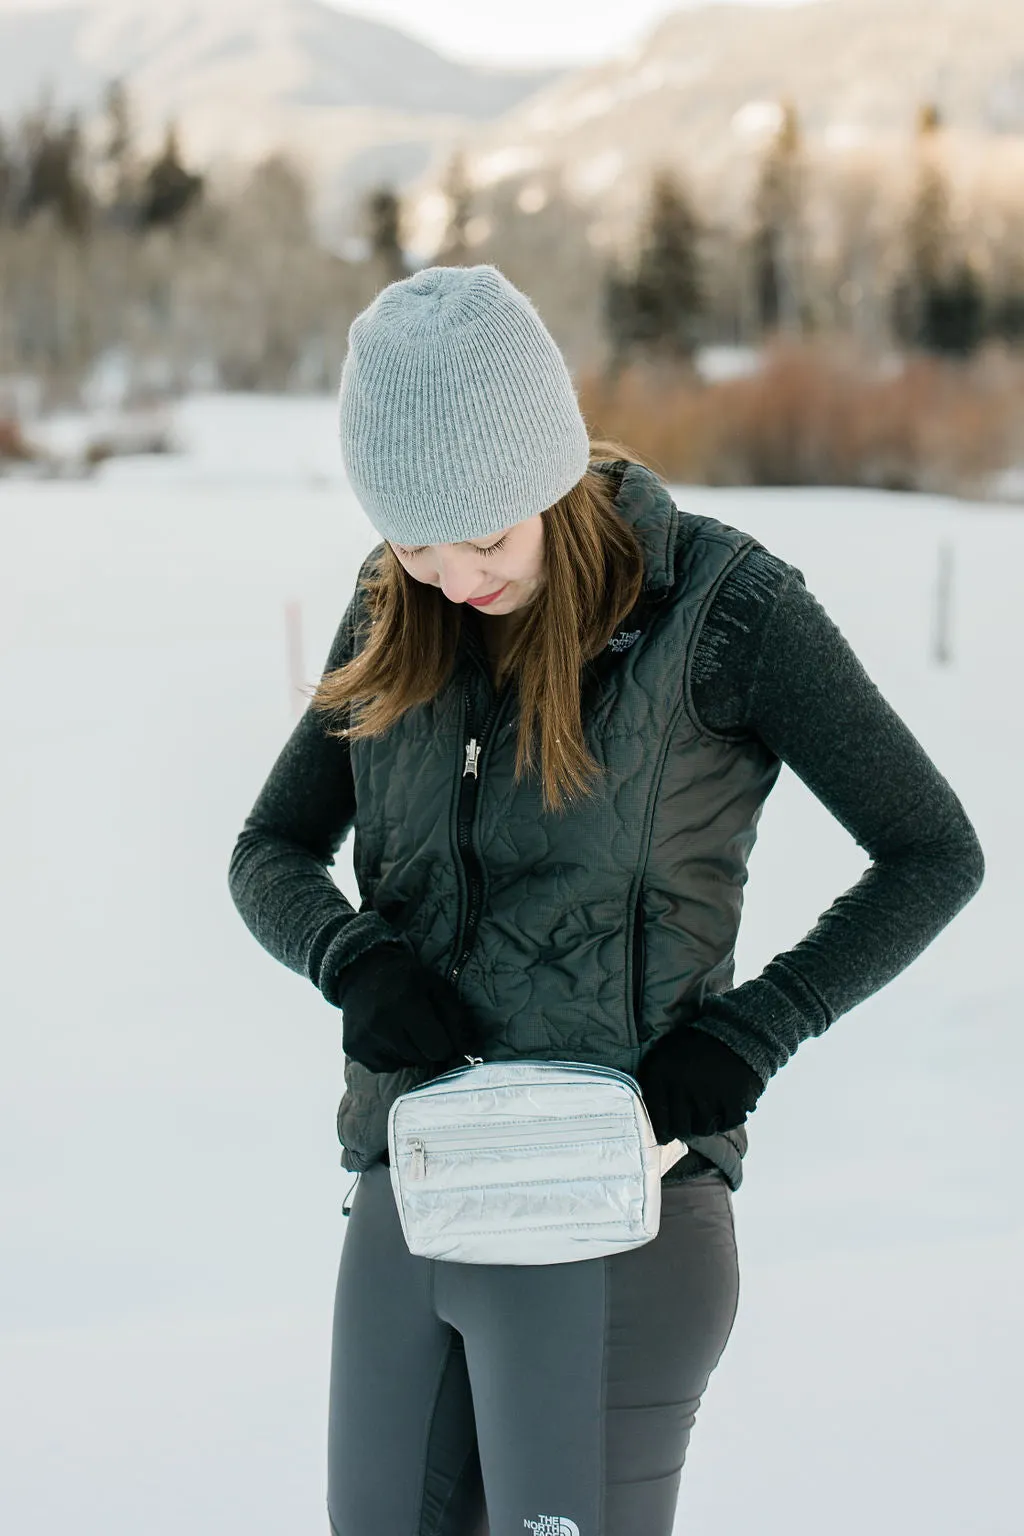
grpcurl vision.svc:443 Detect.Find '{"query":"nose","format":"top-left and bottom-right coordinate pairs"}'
top-left (437, 557), bottom-right (487, 604)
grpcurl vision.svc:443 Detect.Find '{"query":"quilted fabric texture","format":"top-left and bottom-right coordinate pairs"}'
top-left (335, 462), bottom-right (782, 1189)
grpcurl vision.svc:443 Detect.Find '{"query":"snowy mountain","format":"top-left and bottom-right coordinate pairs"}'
top-left (0, 0), bottom-right (562, 236)
top-left (400, 0), bottom-right (1024, 255)
top-left (3, 0), bottom-right (1024, 255)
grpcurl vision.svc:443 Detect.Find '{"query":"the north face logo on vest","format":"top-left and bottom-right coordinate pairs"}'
top-left (606, 628), bottom-right (642, 652)
top-left (523, 1517), bottom-right (580, 1536)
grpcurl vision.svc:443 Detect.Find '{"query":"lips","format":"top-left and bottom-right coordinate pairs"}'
top-left (467, 584), bottom-right (507, 606)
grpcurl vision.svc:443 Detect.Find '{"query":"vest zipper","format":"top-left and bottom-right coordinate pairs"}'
top-left (630, 889), bottom-right (645, 1044)
top-left (447, 675), bottom-right (515, 988)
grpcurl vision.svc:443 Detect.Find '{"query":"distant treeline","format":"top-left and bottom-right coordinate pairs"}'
top-left (2, 81), bottom-right (1024, 409)
top-left (598, 102), bottom-right (1024, 373)
top-left (0, 81), bottom-right (380, 405)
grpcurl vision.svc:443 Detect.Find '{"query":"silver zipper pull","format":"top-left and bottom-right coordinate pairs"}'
top-left (408, 1138), bottom-right (426, 1180)
top-left (463, 738), bottom-right (480, 778)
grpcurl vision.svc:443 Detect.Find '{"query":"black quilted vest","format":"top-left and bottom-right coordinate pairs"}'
top-left (337, 462), bottom-right (783, 1190)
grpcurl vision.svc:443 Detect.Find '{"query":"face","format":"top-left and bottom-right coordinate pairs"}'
top-left (387, 515), bottom-right (545, 617)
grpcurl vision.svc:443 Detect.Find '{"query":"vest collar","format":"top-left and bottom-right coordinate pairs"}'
top-left (593, 459), bottom-right (677, 598)
top-left (590, 460), bottom-right (677, 656)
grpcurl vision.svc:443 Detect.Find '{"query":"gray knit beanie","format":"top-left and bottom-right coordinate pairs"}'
top-left (338, 263), bottom-right (591, 545)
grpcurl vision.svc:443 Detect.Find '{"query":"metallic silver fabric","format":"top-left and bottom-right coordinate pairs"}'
top-left (386, 1059), bottom-right (686, 1264)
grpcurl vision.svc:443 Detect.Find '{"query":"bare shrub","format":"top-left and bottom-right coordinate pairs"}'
top-left (0, 417), bottom-right (36, 463)
top-left (578, 340), bottom-right (1022, 498)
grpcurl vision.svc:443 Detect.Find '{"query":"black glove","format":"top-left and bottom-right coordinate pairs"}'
top-left (637, 1024), bottom-right (765, 1142)
top-left (333, 941), bottom-right (479, 1074)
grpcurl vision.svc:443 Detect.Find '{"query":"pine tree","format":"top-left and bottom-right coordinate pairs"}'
top-left (921, 261), bottom-right (986, 356)
top-left (905, 106), bottom-right (948, 297)
top-left (895, 103), bottom-right (986, 357)
top-left (751, 99), bottom-right (806, 336)
top-left (603, 166), bottom-right (704, 373)
top-left (15, 102), bottom-right (91, 236)
top-left (55, 112), bottom-right (91, 237)
top-left (99, 78), bottom-right (139, 227)
top-left (436, 148), bottom-right (473, 264)
top-left (138, 123), bottom-right (203, 229)
top-left (365, 185), bottom-right (407, 283)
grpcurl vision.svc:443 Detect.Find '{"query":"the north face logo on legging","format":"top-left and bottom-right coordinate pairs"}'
top-left (523, 1518), bottom-right (580, 1536)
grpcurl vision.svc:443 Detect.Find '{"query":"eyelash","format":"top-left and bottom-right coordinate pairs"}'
top-left (396, 536), bottom-right (508, 559)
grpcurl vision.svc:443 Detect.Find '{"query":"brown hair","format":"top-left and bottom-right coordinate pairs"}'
top-left (309, 438), bottom-right (665, 815)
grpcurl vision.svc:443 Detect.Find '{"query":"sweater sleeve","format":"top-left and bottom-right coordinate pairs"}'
top-left (227, 563), bottom-right (405, 1007)
top-left (683, 544), bottom-right (986, 1087)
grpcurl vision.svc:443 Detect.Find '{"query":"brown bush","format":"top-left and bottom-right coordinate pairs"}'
top-left (578, 340), bottom-right (1024, 498)
top-left (0, 416), bottom-right (35, 462)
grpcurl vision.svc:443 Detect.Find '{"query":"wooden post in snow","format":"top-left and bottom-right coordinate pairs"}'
top-left (932, 540), bottom-right (953, 668)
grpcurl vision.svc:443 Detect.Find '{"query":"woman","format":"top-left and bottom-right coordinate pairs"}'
top-left (228, 264), bottom-right (984, 1536)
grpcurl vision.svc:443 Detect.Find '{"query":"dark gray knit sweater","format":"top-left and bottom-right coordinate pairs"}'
top-left (685, 546), bottom-right (984, 1082)
top-left (228, 542), bottom-right (985, 1134)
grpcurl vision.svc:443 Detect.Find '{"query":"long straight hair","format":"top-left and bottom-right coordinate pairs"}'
top-left (310, 438), bottom-right (665, 814)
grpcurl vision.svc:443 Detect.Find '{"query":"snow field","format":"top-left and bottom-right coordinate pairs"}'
top-left (1, 393), bottom-right (1020, 1534)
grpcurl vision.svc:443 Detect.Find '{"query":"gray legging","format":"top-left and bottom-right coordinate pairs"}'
top-left (327, 1160), bottom-right (740, 1536)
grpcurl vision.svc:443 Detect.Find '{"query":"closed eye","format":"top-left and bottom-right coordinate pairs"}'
top-left (395, 536), bottom-right (508, 558)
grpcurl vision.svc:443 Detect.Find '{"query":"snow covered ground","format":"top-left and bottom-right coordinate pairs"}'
top-left (1, 392), bottom-right (1020, 1535)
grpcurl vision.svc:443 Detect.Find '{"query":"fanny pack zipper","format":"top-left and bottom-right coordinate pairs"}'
top-left (417, 1058), bottom-right (642, 1094)
top-left (401, 1114), bottom-right (632, 1181)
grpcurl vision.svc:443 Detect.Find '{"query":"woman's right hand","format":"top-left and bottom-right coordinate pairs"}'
top-left (333, 941), bottom-right (479, 1073)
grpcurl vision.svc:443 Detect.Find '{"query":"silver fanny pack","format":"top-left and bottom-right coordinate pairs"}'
top-left (385, 1056), bottom-right (687, 1265)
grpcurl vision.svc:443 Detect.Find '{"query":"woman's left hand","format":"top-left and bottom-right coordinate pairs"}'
top-left (638, 1024), bottom-right (765, 1141)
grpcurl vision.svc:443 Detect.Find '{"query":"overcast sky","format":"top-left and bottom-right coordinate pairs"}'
top-left (332, 0), bottom-right (820, 67)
